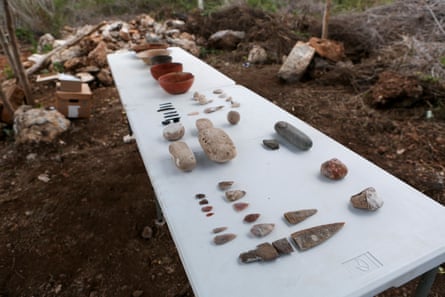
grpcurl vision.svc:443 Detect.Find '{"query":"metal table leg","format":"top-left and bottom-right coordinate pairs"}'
top-left (413, 266), bottom-right (439, 297)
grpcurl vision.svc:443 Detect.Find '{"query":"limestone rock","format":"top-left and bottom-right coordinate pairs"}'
top-left (163, 122), bottom-right (185, 141)
top-left (88, 41), bottom-right (109, 68)
top-left (208, 30), bottom-right (245, 50)
top-left (64, 57), bottom-right (87, 72)
top-left (96, 69), bottom-right (113, 86)
top-left (198, 127), bottom-right (237, 163)
top-left (37, 33), bottom-right (55, 53)
top-left (278, 41), bottom-right (315, 83)
top-left (248, 45), bottom-right (268, 64)
top-left (13, 105), bottom-right (70, 144)
top-left (167, 38), bottom-right (200, 56)
top-left (168, 141), bottom-right (196, 172)
top-left (51, 45), bottom-right (83, 65)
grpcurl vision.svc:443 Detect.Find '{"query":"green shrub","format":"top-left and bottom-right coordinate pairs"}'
top-left (3, 65), bottom-right (15, 79)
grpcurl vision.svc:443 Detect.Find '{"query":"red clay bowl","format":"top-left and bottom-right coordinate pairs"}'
top-left (158, 72), bottom-right (194, 95)
top-left (150, 62), bottom-right (183, 80)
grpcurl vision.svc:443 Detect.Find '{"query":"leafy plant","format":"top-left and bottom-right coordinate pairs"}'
top-left (41, 43), bottom-right (53, 53)
top-left (3, 65), bottom-right (15, 79)
top-left (52, 61), bottom-right (64, 73)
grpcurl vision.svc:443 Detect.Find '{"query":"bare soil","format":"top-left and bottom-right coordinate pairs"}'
top-left (1, 5), bottom-right (445, 297)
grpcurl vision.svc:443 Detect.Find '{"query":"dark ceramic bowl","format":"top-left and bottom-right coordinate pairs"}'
top-left (158, 72), bottom-right (194, 95)
top-left (136, 49), bottom-right (170, 65)
top-left (150, 55), bottom-right (173, 65)
top-left (150, 62), bottom-right (183, 80)
top-left (131, 42), bottom-right (169, 53)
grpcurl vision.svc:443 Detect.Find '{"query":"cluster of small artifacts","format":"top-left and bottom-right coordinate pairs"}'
top-left (157, 85), bottom-right (384, 264)
top-left (206, 180), bottom-right (382, 264)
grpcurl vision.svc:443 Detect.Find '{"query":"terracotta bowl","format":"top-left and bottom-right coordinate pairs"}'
top-left (136, 49), bottom-right (170, 65)
top-left (158, 72), bottom-right (194, 95)
top-left (150, 62), bottom-right (183, 80)
top-left (150, 55), bottom-right (173, 65)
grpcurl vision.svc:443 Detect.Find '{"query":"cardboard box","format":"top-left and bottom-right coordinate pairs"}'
top-left (56, 83), bottom-right (92, 118)
top-left (58, 74), bottom-right (82, 92)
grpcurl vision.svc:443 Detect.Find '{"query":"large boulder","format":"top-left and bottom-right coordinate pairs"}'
top-left (13, 106), bottom-right (70, 144)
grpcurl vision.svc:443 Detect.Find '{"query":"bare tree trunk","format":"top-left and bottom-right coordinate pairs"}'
top-left (1, 0), bottom-right (34, 105)
top-left (321, 0), bottom-right (331, 39)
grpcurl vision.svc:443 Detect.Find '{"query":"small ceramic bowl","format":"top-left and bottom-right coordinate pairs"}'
top-left (136, 49), bottom-right (170, 65)
top-left (158, 72), bottom-right (194, 95)
top-left (150, 62), bottom-right (183, 80)
top-left (150, 55), bottom-right (173, 65)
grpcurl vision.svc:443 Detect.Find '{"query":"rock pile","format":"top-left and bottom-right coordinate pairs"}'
top-left (28, 15), bottom-right (201, 87)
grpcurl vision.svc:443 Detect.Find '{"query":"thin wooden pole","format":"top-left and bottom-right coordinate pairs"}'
top-left (0, 25), bottom-right (21, 84)
top-left (321, 0), bottom-right (331, 39)
top-left (2, 0), bottom-right (34, 105)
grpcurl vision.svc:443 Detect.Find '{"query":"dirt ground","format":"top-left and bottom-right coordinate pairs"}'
top-left (1, 4), bottom-right (445, 297)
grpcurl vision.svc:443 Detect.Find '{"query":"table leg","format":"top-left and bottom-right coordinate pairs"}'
top-left (127, 120), bottom-right (133, 136)
top-left (413, 266), bottom-right (439, 297)
top-left (154, 197), bottom-right (165, 226)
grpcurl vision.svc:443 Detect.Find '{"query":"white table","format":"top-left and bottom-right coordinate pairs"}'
top-left (108, 47), bottom-right (445, 297)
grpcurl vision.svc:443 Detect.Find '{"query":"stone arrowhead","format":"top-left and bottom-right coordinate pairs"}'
top-left (284, 209), bottom-right (317, 225)
top-left (291, 222), bottom-right (345, 251)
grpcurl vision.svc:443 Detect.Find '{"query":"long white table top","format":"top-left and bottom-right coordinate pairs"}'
top-left (108, 47), bottom-right (445, 297)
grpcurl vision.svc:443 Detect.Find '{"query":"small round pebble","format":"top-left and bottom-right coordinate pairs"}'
top-left (320, 158), bottom-right (348, 180)
top-left (227, 110), bottom-right (240, 125)
top-left (141, 226), bottom-right (153, 239)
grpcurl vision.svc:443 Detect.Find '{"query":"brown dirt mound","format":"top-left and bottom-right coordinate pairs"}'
top-left (185, 5), bottom-right (303, 62)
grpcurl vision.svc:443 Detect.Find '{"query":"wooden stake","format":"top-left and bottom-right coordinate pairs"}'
top-left (321, 0), bottom-right (331, 39)
top-left (2, 0), bottom-right (34, 105)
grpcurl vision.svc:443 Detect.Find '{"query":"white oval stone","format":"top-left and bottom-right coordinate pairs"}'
top-left (163, 122), bottom-right (185, 141)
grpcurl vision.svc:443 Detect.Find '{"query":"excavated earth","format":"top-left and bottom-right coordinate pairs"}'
top-left (1, 4), bottom-right (445, 297)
